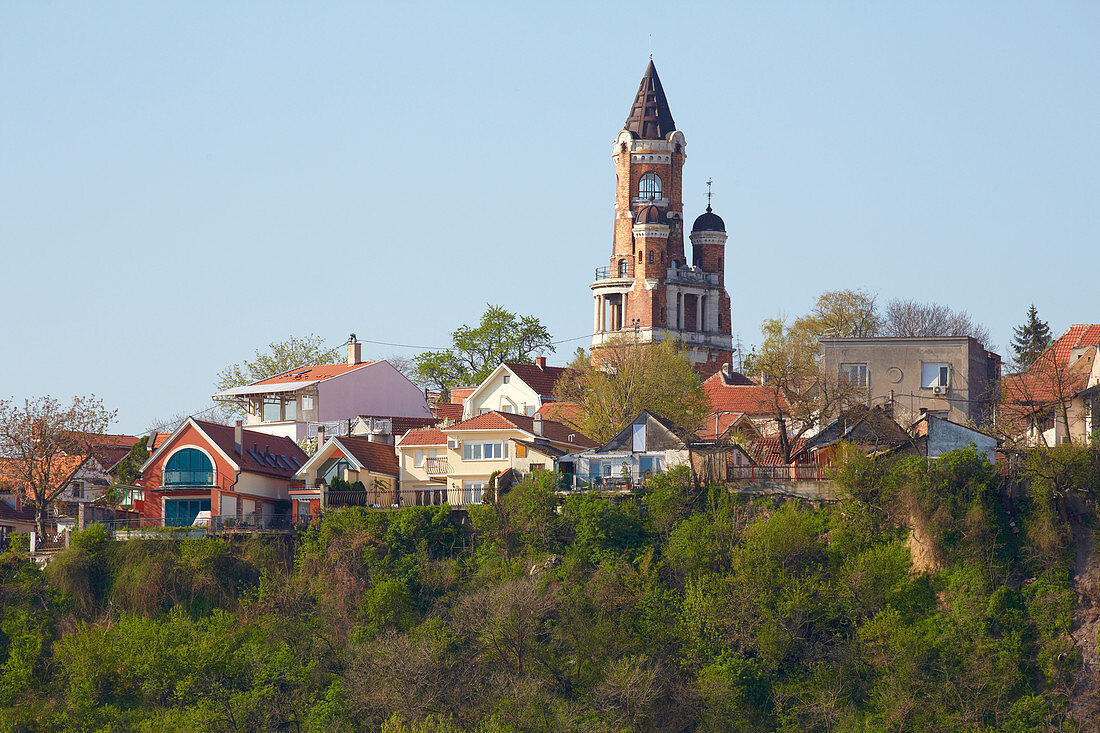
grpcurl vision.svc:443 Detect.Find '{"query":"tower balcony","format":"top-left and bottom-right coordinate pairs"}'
top-left (667, 265), bottom-right (719, 286)
top-left (594, 264), bottom-right (634, 282)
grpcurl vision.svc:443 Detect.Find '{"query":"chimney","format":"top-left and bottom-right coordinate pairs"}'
top-left (535, 356), bottom-right (546, 370)
top-left (347, 333), bottom-right (362, 365)
top-left (234, 420), bottom-right (243, 455)
top-left (722, 362), bottom-right (732, 384)
top-left (317, 424), bottom-right (326, 449)
top-left (533, 413), bottom-right (544, 437)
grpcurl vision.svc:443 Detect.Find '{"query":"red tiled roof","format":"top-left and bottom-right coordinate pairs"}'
top-left (1004, 346), bottom-right (1096, 405)
top-left (193, 419), bottom-right (307, 479)
top-left (250, 362), bottom-right (375, 387)
top-left (84, 433), bottom-right (142, 448)
top-left (704, 371), bottom-right (786, 415)
top-left (1050, 325), bottom-right (1100, 367)
top-left (749, 436), bottom-right (810, 466)
top-left (333, 436), bottom-right (399, 477)
top-left (503, 362), bottom-right (567, 398)
top-left (397, 428), bottom-right (448, 447)
top-left (695, 411), bottom-right (749, 441)
top-left (450, 387), bottom-right (476, 404)
top-left (430, 403), bottom-right (463, 421)
top-left (151, 433), bottom-right (173, 450)
top-left (448, 411), bottom-right (597, 449)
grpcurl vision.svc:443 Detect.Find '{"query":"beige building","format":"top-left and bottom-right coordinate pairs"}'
top-left (818, 337), bottom-right (1001, 427)
top-left (396, 412), bottom-right (596, 507)
top-left (460, 358), bottom-right (566, 420)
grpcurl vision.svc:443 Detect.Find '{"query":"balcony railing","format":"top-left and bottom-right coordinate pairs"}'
top-left (726, 464), bottom-right (827, 481)
top-left (594, 264), bottom-right (633, 281)
top-left (424, 457), bottom-right (450, 475)
top-left (163, 470), bottom-right (214, 486)
top-left (326, 489), bottom-right (398, 508)
top-left (666, 266), bottom-right (719, 285)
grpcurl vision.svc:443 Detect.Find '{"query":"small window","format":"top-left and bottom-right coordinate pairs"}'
top-left (618, 259), bottom-right (628, 277)
top-left (414, 449), bottom-right (425, 468)
top-left (648, 251), bottom-right (654, 263)
top-left (638, 251), bottom-right (643, 263)
top-left (503, 375), bottom-right (510, 384)
top-left (921, 363), bottom-right (951, 388)
top-left (639, 172), bottom-right (662, 199)
top-left (302, 395), bottom-right (314, 411)
top-left (839, 364), bottom-right (869, 388)
top-left (71, 481), bottom-right (84, 499)
top-left (516, 443), bottom-right (528, 458)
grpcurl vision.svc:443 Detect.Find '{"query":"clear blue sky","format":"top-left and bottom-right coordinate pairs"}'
top-left (2, 2), bottom-right (1097, 434)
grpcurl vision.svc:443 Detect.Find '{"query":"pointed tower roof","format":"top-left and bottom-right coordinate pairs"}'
top-left (624, 60), bottom-right (676, 140)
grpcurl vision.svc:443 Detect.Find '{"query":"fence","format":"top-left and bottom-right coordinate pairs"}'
top-left (726, 464), bottom-right (827, 481)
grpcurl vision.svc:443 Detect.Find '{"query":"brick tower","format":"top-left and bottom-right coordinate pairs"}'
top-left (591, 61), bottom-right (733, 373)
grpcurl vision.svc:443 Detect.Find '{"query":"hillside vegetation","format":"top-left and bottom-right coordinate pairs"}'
top-left (1, 446), bottom-right (1098, 732)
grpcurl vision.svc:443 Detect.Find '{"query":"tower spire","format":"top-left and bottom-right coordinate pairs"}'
top-left (623, 60), bottom-right (676, 140)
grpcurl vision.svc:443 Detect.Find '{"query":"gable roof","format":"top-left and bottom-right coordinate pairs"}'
top-left (448, 411), bottom-right (597, 449)
top-left (502, 362), bottom-right (568, 399)
top-left (534, 401), bottom-right (584, 427)
top-left (597, 411), bottom-right (689, 453)
top-left (803, 405), bottom-right (913, 454)
top-left (397, 428), bottom-right (448, 448)
top-left (144, 418), bottom-right (307, 480)
top-left (749, 436), bottom-right (811, 466)
top-left (1004, 342), bottom-right (1099, 407)
top-left (329, 436), bottom-right (400, 477)
top-left (704, 371), bottom-right (786, 415)
top-left (1050, 324), bottom-right (1100, 366)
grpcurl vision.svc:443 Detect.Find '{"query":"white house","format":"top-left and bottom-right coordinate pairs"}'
top-left (213, 335), bottom-right (433, 442)
top-left (461, 358), bottom-right (567, 420)
top-left (556, 411), bottom-right (692, 491)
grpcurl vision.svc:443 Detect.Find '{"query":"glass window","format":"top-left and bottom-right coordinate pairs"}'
top-left (71, 481), bottom-right (84, 499)
top-left (462, 441), bottom-right (506, 460)
top-left (302, 394), bottom-right (314, 411)
top-left (414, 450), bottom-right (424, 468)
top-left (284, 398), bottom-right (296, 421)
top-left (262, 397), bottom-right (282, 422)
top-left (639, 172), bottom-right (662, 199)
top-left (921, 363), bottom-right (951, 388)
top-left (618, 259), bottom-right (628, 277)
top-left (503, 375), bottom-right (510, 384)
top-left (164, 498), bottom-right (211, 527)
top-left (164, 448), bottom-right (214, 486)
top-left (839, 363), bottom-right (869, 388)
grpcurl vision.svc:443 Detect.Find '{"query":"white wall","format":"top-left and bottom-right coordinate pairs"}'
top-left (464, 367), bottom-right (542, 420)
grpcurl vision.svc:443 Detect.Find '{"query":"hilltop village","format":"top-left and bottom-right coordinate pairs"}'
top-left (3, 62), bottom-right (1095, 540)
top-left (2, 61), bottom-right (1100, 732)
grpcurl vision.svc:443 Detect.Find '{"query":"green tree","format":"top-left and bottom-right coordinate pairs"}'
top-left (106, 436), bottom-right (149, 505)
top-left (553, 336), bottom-right (709, 443)
top-left (790, 289), bottom-right (882, 344)
top-left (1011, 304), bottom-right (1052, 369)
top-left (750, 318), bottom-right (858, 463)
top-left (413, 305), bottom-right (554, 394)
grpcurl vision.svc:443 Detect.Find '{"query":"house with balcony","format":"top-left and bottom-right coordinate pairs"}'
top-left (396, 412), bottom-right (596, 507)
top-left (138, 418), bottom-right (307, 527)
top-left (213, 335), bottom-right (433, 442)
top-left (460, 357), bottom-right (567, 419)
top-left (290, 432), bottom-right (400, 520)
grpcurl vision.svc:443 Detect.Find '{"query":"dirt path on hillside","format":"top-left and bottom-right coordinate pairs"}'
top-left (1069, 516), bottom-right (1100, 730)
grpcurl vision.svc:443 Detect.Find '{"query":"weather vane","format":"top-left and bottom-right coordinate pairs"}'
top-left (705, 178), bottom-right (713, 210)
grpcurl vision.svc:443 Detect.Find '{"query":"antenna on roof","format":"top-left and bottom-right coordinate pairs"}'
top-left (705, 177), bottom-right (713, 212)
top-left (649, 34), bottom-right (653, 60)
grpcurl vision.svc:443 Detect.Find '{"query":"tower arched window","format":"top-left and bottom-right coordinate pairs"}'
top-left (618, 259), bottom-right (628, 278)
top-left (164, 448), bottom-right (214, 486)
top-left (639, 172), bottom-right (662, 200)
top-left (648, 251), bottom-right (654, 263)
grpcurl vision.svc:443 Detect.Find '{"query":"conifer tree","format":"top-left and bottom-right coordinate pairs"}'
top-left (1011, 304), bottom-right (1051, 369)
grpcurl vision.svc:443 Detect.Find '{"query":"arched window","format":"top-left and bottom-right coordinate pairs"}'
top-left (164, 448), bottom-right (214, 486)
top-left (648, 251), bottom-right (654, 263)
top-left (638, 172), bottom-right (662, 200)
top-left (617, 259), bottom-right (628, 277)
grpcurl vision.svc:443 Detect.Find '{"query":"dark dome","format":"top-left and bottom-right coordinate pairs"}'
top-left (691, 206), bottom-right (725, 233)
top-left (637, 204), bottom-right (664, 224)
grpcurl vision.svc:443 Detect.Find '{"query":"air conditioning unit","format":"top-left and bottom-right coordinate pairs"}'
top-left (932, 385), bottom-right (948, 395)
top-left (447, 439), bottom-right (459, 450)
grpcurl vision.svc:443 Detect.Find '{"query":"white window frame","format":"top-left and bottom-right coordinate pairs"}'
top-left (839, 363), bottom-right (869, 388)
top-left (921, 363), bottom-right (951, 389)
top-left (462, 441), bottom-right (509, 461)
